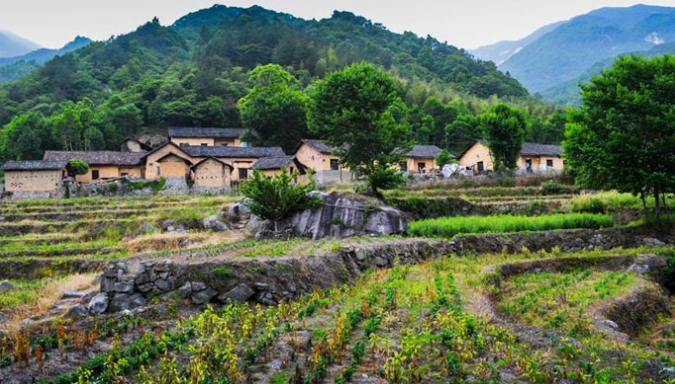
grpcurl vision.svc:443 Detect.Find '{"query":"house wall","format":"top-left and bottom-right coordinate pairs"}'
top-left (459, 143), bottom-right (494, 172)
top-left (518, 156), bottom-right (564, 173)
top-left (145, 143), bottom-right (190, 180)
top-left (215, 138), bottom-right (241, 147)
top-left (158, 155), bottom-right (190, 179)
top-left (402, 157), bottom-right (436, 173)
top-left (295, 144), bottom-right (345, 172)
top-left (4, 170), bottom-right (63, 192)
top-left (119, 166), bottom-right (143, 178)
top-left (171, 137), bottom-right (216, 147)
top-left (77, 165), bottom-right (122, 183)
top-left (193, 159), bottom-right (231, 189)
top-left (191, 157), bottom-right (256, 182)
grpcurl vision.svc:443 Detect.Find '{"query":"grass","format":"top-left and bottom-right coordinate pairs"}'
top-left (408, 213), bottom-right (613, 238)
top-left (570, 191), bottom-right (675, 213)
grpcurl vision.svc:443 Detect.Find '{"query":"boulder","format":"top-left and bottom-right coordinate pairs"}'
top-left (229, 200), bottom-right (252, 219)
top-left (110, 293), bottom-right (147, 312)
top-left (88, 293), bottom-right (110, 314)
top-left (0, 280), bottom-right (14, 293)
top-left (203, 215), bottom-right (230, 232)
top-left (192, 287), bottom-right (217, 305)
top-left (218, 284), bottom-right (256, 303)
top-left (64, 304), bottom-right (89, 319)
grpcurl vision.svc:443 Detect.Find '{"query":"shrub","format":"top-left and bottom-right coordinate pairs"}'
top-left (540, 180), bottom-right (565, 195)
top-left (68, 159), bottom-right (89, 176)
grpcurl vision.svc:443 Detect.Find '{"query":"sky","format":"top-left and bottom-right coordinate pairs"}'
top-left (1, 0), bottom-right (675, 50)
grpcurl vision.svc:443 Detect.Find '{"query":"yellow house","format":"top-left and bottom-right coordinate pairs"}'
top-left (191, 157), bottom-right (233, 191)
top-left (251, 156), bottom-right (308, 178)
top-left (294, 139), bottom-right (352, 184)
top-left (1, 160), bottom-right (68, 192)
top-left (458, 140), bottom-right (564, 174)
top-left (168, 127), bottom-right (245, 147)
top-left (42, 151), bottom-right (146, 183)
top-left (181, 146), bottom-right (285, 183)
top-left (401, 145), bottom-right (445, 174)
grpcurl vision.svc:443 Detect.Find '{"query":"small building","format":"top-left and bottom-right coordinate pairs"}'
top-left (251, 156), bottom-right (308, 178)
top-left (120, 138), bottom-right (154, 153)
top-left (156, 153), bottom-right (193, 179)
top-left (182, 146), bottom-right (285, 182)
top-left (43, 151), bottom-right (146, 183)
top-left (294, 139), bottom-right (351, 184)
top-left (191, 157), bottom-right (234, 193)
top-left (168, 127), bottom-right (245, 147)
top-left (401, 145), bottom-right (445, 174)
top-left (1, 160), bottom-right (68, 193)
top-left (458, 140), bottom-right (564, 174)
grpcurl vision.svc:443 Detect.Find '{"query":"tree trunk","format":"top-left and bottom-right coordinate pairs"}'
top-left (641, 192), bottom-right (648, 220)
top-left (654, 186), bottom-right (661, 222)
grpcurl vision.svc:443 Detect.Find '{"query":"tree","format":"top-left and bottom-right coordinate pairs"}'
top-left (68, 159), bottom-right (89, 177)
top-left (479, 103), bottom-right (526, 173)
top-left (435, 149), bottom-right (455, 167)
top-left (241, 169), bottom-right (317, 232)
top-left (308, 62), bottom-right (411, 196)
top-left (238, 64), bottom-right (309, 154)
top-left (563, 54), bottom-right (675, 220)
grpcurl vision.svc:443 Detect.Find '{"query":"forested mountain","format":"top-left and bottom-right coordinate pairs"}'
top-left (479, 4), bottom-right (675, 95)
top-left (0, 5), bottom-right (559, 161)
top-left (470, 22), bottom-right (563, 66)
top-left (0, 30), bottom-right (42, 58)
top-left (0, 36), bottom-right (92, 84)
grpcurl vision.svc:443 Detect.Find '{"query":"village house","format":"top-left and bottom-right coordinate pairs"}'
top-left (43, 151), bottom-right (146, 183)
top-left (294, 139), bottom-right (351, 184)
top-left (251, 156), bottom-right (308, 178)
top-left (400, 145), bottom-right (445, 174)
top-left (458, 140), bottom-right (564, 174)
top-left (1, 160), bottom-right (68, 194)
top-left (190, 157), bottom-right (234, 193)
top-left (168, 127), bottom-right (246, 147)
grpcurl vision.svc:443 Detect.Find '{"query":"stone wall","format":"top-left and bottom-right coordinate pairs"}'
top-left (98, 239), bottom-right (453, 312)
top-left (1, 188), bottom-right (66, 201)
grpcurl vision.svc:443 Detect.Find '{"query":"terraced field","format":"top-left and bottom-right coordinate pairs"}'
top-left (1, 178), bottom-right (674, 383)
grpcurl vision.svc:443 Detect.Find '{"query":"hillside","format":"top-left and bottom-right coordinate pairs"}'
top-left (0, 36), bottom-right (92, 84)
top-left (494, 4), bottom-right (675, 94)
top-left (0, 5), bottom-right (538, 160)
top-left (0, 30), bottom-right (42, 58)
top-left (470, 21), bottom-right (563, 66)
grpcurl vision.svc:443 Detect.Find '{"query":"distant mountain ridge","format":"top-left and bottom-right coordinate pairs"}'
top-left (470, 22), bottom-right (563, 65)
top-left (0, 30), bottom-right (42, 58)
top-left (473, 4), bottom-right (675, 98)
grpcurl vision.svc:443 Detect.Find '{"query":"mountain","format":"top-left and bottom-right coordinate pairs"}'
top-left (0, 30), bottom-right (42, 58)
top-left (496, 4), bottom-right (675, 94)
top-left (0, 36), bottom-right (92, 84)
top-left (470, 21), bottom-right (563, 65)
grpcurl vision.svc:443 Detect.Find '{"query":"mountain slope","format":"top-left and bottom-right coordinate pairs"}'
top-left (499, 4), bottom-right (675, 93)
top-left (470, 21), bottom-right (563, 65)
top-left (0, 30), bottom-right (42, 58)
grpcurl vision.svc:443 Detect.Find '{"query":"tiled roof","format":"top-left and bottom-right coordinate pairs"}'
top-left (405, 145), bottom-right (447, 159)
top-left (251, 156), bottom-right (295, 170)
top-left (300, 139), bottom-right (334, 154)
top-left (182, 146), bottom-right (285, 159)
top-left (521, 142), bottom-right (563, 157)
top-left (1, 160), bottom-right (68, 171)
top-left (190, 157), bottom-right (233, 170)
top-left (43, 151), bottom-right (146, 166)
top-left (168, 127), bottom-right (245, 139)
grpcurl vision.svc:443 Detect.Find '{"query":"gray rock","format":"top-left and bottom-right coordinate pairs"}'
top-left (62, 290), bottom-right (90, 299)
top-left (254, 282), bottom-right (269, 290)
top-left (218, 284), bottom-right (256, 303)
top-left (137, 283), bottom-right (154, 293)
top-left (628, 262), bottom-right (650, 274)
top-left (64, 304), bottom-right (89, 319)
top-left (354, 248), bottom-right (367, 261)
top-left (192, 288), bottom-right (217, 305)
top-left (139, 223), bottom-right (158, 235)
top-left (113, 278), bottom-right (135, 293)
top-left (178, 282), bottom-right (192, 298)
top-left (191, 281), bottom-right (207, 292)
top-left (87, 293), bottom-right (110, 314)
top-left (644, 237), bottom-right (666, 247)
top-left (245, 215), bottom-right (270, 234)
top-left (129, 293), bottom-right (147, 308)
top-left (374, 256), bottom-right (388, 267)
top-left (203, 215), bottom-right (230, 232)
top-left (0, 280), bottom-right (14, 293)
top-left (110, 293), bottom-right (147, 312)
top-left (162, 219), bottom-right (175, 231)
top-left (229, 200), bottom-right (252, 219)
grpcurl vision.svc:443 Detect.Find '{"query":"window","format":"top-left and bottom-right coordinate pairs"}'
top-left (121, 173), bottom-right (129, 177)
top-left (157, 166), bottom-right (161, 176)
top-left (92, 170), bottom-right (100, 180)
top-left (399, 161), bottom-right (407, 172)
top-left (418, 163), bottom-right (426, 173)
top-left (239, 168), bottom-right (249, 180)
top-left (477, 162), bottom-right (484, 172)
top-left (201, 143), bottom-right (208, 147)
top-left (330, 159), bottom-right (339, 171)
top-left (546, 159), bottom-right (553, 168)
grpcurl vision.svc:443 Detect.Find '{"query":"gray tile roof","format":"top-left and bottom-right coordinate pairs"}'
top-left (181, 146), bottom-right (285, 159)
top-left (190, 157), bottom-right (233, 170)
top-left (168, 127), bottom-right (245, 139)
top-left (251, 156), bottom-right (296, 170)
top-left (43, 151), bottom-right (146, 166)
top-left (1, 160), bottom-right (68, 171)
top-left (300, 139), bottom-right (334, 154)
top-left (405, 145), bottom-right (447, 159)
top-left (521, 142), bottom-right (563, 157)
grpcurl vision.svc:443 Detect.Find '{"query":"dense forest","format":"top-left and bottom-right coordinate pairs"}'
top-left (0, 5), bottom-right (565, 161)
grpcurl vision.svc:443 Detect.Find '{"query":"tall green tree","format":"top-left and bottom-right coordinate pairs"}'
top-left (563, 54), bottom-right (675, 219)
top-left (479, 103), bottom-right (526, 173)
top-left (238, 64), bottom-right (309, 154)
top-left (307, 62), bottom-right (411, 196)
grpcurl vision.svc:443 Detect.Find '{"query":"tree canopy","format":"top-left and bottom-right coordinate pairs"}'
top-left (563, 54), bottom-right (675, 219)
top-left (479, 104), bottom-right (526, 172)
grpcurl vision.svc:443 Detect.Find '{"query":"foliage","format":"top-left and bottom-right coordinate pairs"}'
top-left (68, 159), bottom-right (89, 176)
top-left (408, 213), bottom-right (613, 238)
top-left (308, 62), bottom-right (411, 196)
top-left (564, 54), bottom-right (675, 219)
top-left (479, 103), bottom-right (526, 172)
top-left (434, 149), bottom-right (455, 167)
top-left (241, 169), bottom-right (318, 231)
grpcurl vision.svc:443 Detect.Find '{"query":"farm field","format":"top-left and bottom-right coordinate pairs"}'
top-left (1, 177), bottom-right (674, 383)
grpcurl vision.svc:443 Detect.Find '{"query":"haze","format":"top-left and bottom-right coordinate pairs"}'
top-left (1, 0), bottom-right (674, 50)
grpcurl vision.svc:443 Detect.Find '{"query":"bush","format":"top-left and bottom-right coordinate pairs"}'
top-left (68, 159), bottom-right (89, 176)
top-left (540, 180), bottom-right (565, 195)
